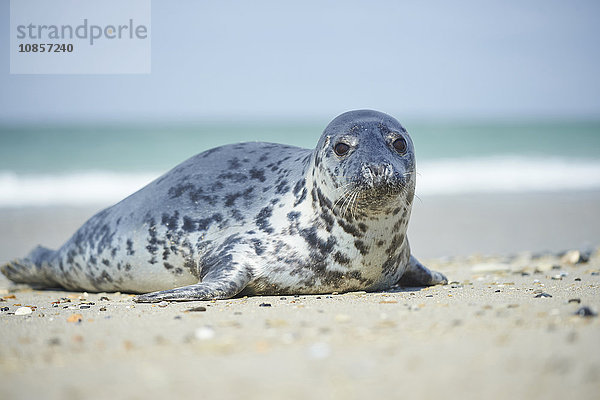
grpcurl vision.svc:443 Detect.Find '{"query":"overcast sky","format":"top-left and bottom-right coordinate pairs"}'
top-left (1, 0), bottom-right (599, 123)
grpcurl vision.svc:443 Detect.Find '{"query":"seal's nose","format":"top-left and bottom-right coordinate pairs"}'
top-left (363, 163), bottom-right (392, 186)
top-left (368, 165), bottom-right (387, 177)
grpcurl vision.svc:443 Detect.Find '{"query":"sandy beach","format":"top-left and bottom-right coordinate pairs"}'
top-left (3, 0), bottom-right (599, 398)
top-left (1, 191), bottom-right (599, 400)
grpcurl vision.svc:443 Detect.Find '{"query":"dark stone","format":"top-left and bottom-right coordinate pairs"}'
top-left (574, 306), bottom-right (597, 317)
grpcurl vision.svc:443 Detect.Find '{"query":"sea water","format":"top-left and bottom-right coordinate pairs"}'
top-left (1, 119), bottom-right (599, 207)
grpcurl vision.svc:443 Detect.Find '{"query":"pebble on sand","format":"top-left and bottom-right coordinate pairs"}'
top-left (14, 307), bottom-right (33, 316)
top-left (195, 326), bottom-right (216, 340)
top-left (574, 306), bottom-right (597, 317)
top-left (186, 306), bottom-right (207, 312)
top-left (561, 250), bottom-right (589, 265)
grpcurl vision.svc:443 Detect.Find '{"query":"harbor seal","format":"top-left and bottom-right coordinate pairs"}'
top-left (1, 110), bottom-right (447, 302)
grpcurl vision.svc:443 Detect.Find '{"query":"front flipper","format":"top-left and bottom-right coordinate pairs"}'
top-left (134, 265), bottom-right (253, 303)
top-left (397, 255), bottom-right (448, 287)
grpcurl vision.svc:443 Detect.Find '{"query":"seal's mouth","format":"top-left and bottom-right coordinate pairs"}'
top-left (333, 183), bottom-right (405, 220)
top-left (332, 167), bottom-right (410, 219)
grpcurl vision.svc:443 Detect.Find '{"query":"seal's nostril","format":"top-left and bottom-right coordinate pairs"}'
top-left (368, 165), bottom-right (386, 177)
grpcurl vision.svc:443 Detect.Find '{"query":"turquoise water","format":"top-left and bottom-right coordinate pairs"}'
top-left (0, 122), bottom-right (321, 173)
top-left (1, 119), bottom-right (600, 206)
top-left (1, 120), bottom-right (599, 174)
top-left (409, 120), bottom-right (600, 160)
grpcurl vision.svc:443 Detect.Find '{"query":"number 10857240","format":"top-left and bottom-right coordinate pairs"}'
top-left (18, 43), bottom-right (74, 53)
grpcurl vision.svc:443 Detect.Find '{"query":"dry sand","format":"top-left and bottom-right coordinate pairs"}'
top-left (0, 192), bottom-right (599, 400)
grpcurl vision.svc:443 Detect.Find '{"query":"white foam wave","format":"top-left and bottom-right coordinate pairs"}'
top-left (0, 171), bottom-right (159, 207)
top-left (1, 157), bottom-right (600, 207)
top-left (416, 156), bottom-right (600, 195)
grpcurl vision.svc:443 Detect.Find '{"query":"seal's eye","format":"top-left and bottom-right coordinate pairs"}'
top-left (334, 142), bottom-right (350, 156)
top-left (392, 137), bottom-right (407, 154)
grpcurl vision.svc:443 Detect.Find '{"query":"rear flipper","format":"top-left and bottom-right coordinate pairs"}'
top-left (397, 255), bottom-right (448, 287)
top-left (1, 245), bottom-right (58, 287)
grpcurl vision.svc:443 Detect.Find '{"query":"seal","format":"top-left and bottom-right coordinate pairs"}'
top-left (1, 110), bottom-right (447, 302)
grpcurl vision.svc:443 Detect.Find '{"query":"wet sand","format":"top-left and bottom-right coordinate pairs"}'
top-left (0, 192), bottom-right (599, 400)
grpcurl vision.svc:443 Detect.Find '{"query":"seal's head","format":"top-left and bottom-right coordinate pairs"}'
top-left (313, 110), bottom-right (416, 219)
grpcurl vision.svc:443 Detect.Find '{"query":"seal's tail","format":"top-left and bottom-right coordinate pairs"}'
top-left (1, 246), bottom-right (58, 287)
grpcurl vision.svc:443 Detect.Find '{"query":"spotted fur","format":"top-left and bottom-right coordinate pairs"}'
top-left (1, 110), bottom-right (447, 301)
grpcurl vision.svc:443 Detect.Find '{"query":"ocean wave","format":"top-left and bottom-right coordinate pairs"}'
top-left (416, 156), bottom-right (600, 195)
top-left (0, 171), bottom-right (158, 207)
top-left (1, 157), bottom-right (600, 207)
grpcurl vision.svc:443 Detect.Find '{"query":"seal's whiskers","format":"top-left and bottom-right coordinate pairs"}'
top-left (342, 188), bottom-right (359, 219)
top-left (333, 186), bottom-right (354, 210)
top-left (350, 190), bottom-right (361, 220)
